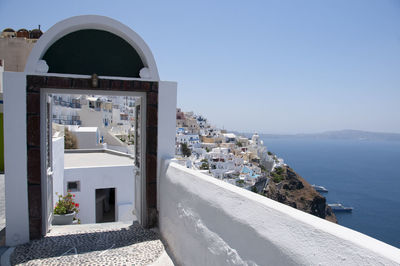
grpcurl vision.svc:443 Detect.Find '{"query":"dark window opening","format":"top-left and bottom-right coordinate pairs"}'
top-left (67, 181), bottom-right (80, 192)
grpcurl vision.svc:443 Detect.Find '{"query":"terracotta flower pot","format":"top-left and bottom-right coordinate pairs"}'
top-left (52, 212), bottom-right (75, 225)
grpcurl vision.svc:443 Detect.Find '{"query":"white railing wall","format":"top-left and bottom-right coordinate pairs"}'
top-left (159, 161), bottom-right (400, 266)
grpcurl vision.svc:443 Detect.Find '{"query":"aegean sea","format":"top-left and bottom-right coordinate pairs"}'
top-left (261, 137), bottom-right (400, 249)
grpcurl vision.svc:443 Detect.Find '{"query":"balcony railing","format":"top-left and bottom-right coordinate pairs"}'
top-left (52, 119), bottom-right (81, 125)
top-left (53, 99), bottom-right (81, 109)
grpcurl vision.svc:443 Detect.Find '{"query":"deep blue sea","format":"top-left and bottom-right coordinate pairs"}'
top-left (261, 138), bottom-right (400, 248)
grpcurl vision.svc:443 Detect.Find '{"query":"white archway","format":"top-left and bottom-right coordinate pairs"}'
top-left (24, 15), bottom-right (160, 80)
top-left (4, 15), bottom-right (177, 246)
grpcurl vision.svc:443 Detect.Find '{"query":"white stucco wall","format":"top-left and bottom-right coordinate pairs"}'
top-left (52, 137), bottom-right (64, 202)
top-left (159, 161), bottom-right (400, 266)
top-left (77, 107), bottom-right (104, 128)
top-left (157, 81), bottom-right (177, 210)
top-left (102, 130), bottom-right (126, 147)
top-left (70, 128), bottom-right (100, 149)
top-left (3, 72), bottom-right (30, 246)
top-left (64, 165), bottom-right (135, 224)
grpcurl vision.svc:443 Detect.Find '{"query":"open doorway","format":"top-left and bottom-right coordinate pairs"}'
top-left (23, 76), bottom-right (159, 240)
top-left (42, 89), bottom-right (147, 233)
top-left (96, 188), bottom-right (116, 223)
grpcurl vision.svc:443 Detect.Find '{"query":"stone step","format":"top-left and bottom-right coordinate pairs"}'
top-left (48, 221), bottom-right (133, 236)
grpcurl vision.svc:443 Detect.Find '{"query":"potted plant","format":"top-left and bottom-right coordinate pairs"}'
top-left (52, 192), bottom-right (79, 225)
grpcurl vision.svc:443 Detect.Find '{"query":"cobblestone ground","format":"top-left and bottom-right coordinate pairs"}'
top-left (10, 222), bottom-right (165, 265)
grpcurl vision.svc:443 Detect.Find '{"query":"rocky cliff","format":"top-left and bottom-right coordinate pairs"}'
top-left (264, 166), bottom-right (337, 223)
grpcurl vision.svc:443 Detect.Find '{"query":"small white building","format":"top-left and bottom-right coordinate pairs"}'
top-left (62, 150), bottom-right (135, 224)
top-left (176, 133), bottom-right (200, 147)
top-left (68, 126), bottom-right (101, 149)
top-left (223, 133), bottom-right (237, 143)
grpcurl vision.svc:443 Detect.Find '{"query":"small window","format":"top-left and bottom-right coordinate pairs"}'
top-left (67, 181), bottom-right (80, 192)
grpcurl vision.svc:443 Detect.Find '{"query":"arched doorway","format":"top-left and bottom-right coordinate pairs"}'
top-left (24, 16), bottom-right (159, 240)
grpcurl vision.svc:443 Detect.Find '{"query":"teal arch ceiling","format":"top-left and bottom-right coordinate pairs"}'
top-left (42, 29), bottom-right (144, 77)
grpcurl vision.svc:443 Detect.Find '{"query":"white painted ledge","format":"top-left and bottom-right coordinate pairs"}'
top-left (159, 161), bottom-right (400, 266)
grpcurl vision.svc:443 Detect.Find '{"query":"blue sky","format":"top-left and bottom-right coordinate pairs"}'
top-left (1, 0), bottom-right (399, 134)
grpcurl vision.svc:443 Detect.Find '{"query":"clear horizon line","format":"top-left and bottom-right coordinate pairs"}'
top-left (230, 129), bottom-right (400, 135)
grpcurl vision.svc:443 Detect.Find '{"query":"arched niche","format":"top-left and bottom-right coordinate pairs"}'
top-left (42, 29), bottom-right (144, 77)
top-left (25, 15), bottom-right (159, 80)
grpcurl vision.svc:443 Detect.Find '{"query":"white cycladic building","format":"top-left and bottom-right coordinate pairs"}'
top-left (223, 133), bottom-right (237, 143)
top-left (176, 133), bottom-right (200, 147)
top-left (52, 137), bottom-right (135, 224)
top-left (67, 126), bottom-right (102, 149)
top-left (78, 105), bottom-right (112, 128)
top-left (63, 151), bottom-right (135, 224)
top-left (52, 104), bottom-right (81, 125)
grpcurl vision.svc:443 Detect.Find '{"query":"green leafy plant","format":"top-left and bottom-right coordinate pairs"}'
top-left (64, 128), bottom-right (78, 149)
top-left (181, 143), bottom-right (192, 157)
top-left (54, 192), bottom-right (80, 215)
top-left (275, 167), bottom-right (284, 175)
top-left (271, 172), bottom-right (284, 183)
top-left (200, 161), bottom-right (209, 170)
top-left (271, 167), bottom-right (285, 183)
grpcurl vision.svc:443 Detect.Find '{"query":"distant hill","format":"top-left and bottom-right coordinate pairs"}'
top-left (239, 130), bottom-right (400, 142)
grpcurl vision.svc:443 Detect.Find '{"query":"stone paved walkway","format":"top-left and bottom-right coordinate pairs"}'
top-left (10, 222), bottom-right (169, 265)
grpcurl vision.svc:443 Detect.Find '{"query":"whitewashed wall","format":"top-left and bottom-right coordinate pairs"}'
top-left (71, 129), bottom-right (100, 149)
top-left (157, 81), bottom-right (177, 211)
top-left (3, 72), bottom-right (29, 246)
top-left (107, 145), bottom-right (133, 155)
top-left (64, 165), bottom-right (135, 224)
top-left (101, 129), bottom-right (126, 147)
top-left (52, 137), bottom-right (64, 202)
top-left (77, 107), bottom-right (104, 128)
top-left (159, 161), bottom-right (400, 266)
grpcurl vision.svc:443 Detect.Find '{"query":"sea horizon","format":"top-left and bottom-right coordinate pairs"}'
top-left (260, 137), bottom-right (400, 249)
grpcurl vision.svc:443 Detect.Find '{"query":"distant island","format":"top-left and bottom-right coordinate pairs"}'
top-left (240, 130), bottom-right (400, 142)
